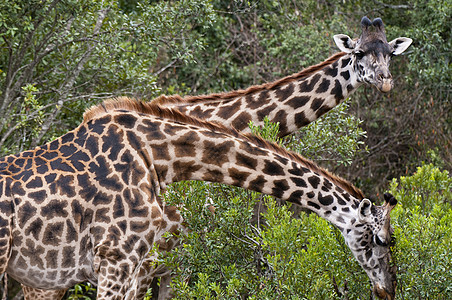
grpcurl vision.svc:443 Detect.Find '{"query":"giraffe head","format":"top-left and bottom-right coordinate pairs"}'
top-left (333, 16), bottom-right (412, 93)
top-left (344, 193), bottom-right (398, 299)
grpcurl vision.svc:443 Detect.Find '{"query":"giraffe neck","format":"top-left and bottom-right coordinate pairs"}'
top-left (155, 53), bottom-right (361, 137)
top-left (278, 54), bottom-right (360, 135)
top-left (83, 99), bottom-right (364, 232)
top-left (118, 110), bottom-right (363, 231)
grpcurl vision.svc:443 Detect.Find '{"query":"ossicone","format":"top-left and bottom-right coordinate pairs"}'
top-left (372, 18), bottom-right (384, 30)
top-left (361, 16), bottom-right (372, 28)
top-left (361, 16), bottom-right (386, 35)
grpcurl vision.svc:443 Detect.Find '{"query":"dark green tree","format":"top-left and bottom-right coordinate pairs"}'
top-left (0, 0), bottom-right (215, 156)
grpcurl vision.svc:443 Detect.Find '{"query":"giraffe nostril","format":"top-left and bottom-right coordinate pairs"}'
top-left (377, 72), bottom-right (392, 81)
top-left (375, 235), bottom-right (388, 246)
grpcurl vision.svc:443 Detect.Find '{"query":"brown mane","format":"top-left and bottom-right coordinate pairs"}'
top-left (84, 97), bottom-right (364, 200)
top-left (153, 52), bottom-right (347, 105)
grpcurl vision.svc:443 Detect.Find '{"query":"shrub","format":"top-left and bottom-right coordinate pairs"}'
top-left (389, 164), bottom-right (452, 299)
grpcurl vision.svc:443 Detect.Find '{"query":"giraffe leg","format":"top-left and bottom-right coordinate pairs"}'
top-left (131, 203), bottom-right (184, 299)
top-left (137, 204), bottom-right (185, 300)
top-left (21, 285), bottom-right (66, 300)
top-left (157, 274), bottom-right (173, 300)
top-left (94, 254), bottom-right (140, 300)
top-left (134, 262), bottom-right (173, 300)
top-left (93, 235), bottom-right (158, 300)
top-left (0, 214), bottom-right (12, 274)
top-left (135, 262), bottom-right (156, 299)
top-left (134, 250), bottom-right (173, 299)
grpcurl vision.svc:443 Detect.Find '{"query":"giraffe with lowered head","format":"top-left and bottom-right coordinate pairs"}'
top-left (1, 98), bottom-right (399, 299)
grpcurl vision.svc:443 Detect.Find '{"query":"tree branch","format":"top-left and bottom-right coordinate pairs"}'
top-left (372, 1), bottom-right (412, 9)
top-left (32, 8), bottom-right (110, 147)
top-left (0, 0), bottom-right (62, 117)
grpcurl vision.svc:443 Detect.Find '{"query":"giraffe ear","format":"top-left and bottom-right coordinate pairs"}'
top-left (389, 37), bottom-right (412, 55)
top-left (333, 34), bottom-right (356, 53)
top-left (358, 198), bottom-right (372, 221)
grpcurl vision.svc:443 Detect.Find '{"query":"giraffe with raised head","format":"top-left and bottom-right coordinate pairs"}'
top-left (146, 15), bottom-right (411, 298)
top-left (153, 16), bottom-right (412, 137)
top-left (1, 98), bottom-right (398, 299)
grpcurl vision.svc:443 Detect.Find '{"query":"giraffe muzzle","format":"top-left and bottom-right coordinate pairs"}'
top-left (378, 78), bottom-right (393, 93)
top-left (376, 70), bottom-right (393, 93)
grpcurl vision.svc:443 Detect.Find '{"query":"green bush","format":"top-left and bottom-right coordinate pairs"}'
top-left (66, 283), bottom-right (97, 300)
top-left (162, 184), bottom-right (373, 299)
top-left (161, 181), bottom-right (371, 299)
top-left (389, 164), bottom-right (452, 299)
top-left (161, 148), bottom-right (452, 299)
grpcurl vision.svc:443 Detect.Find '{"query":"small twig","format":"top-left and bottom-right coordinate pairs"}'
top-left (1, 273), bottom-right (7, 300)
top-left (11, 289), bottom-right (24, 300)
top-left (372, 0), bottom-right (412, 9)
top-left (332, 276), bottom-right (349, 300)
top-left (153, 59), bottom-right (179, 77)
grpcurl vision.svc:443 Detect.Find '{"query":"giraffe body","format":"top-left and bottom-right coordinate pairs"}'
top-left (2, 98), bottom-right (397, 299)
top-left (2, 116), bottom-right (166, 298)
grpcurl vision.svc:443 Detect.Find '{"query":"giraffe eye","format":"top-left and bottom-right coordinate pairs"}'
top-left (374, 235), bottom-right (388, 247)
top-left (355, 51), bottom-right (365, 59)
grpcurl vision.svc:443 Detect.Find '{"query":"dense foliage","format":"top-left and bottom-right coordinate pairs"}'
top-left (0, 0), bottom-right (450, 299)
top-left (389, 164), bottom-right (452, 299)
top-left (0, 0), bottom-right (215, 155)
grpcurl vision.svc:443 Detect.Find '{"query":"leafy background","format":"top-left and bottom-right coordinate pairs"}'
top-left (0, 0), bottom-right (450, 299)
